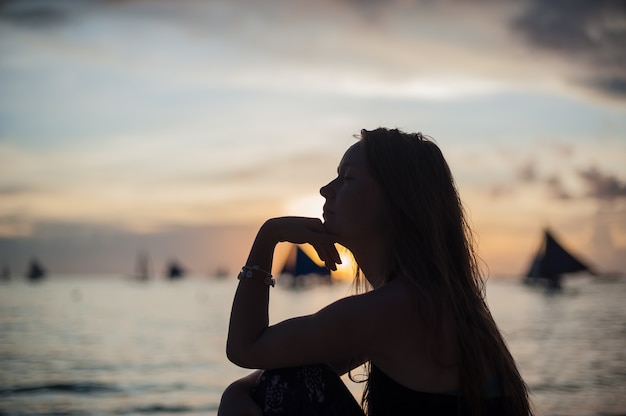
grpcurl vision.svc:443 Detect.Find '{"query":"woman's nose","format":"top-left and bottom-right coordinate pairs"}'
top-left (320, 179), bottom-right (335, 199)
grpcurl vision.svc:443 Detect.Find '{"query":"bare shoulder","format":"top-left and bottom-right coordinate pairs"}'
top-left (364, 278), bottom-right (418, 317)
top-left (319, 278), bottom-right (415, 318)
top-left (315, 278), bottom-right (422, 348)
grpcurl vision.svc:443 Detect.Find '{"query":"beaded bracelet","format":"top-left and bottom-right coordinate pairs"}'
top-left (237, 265), bottom-right (275, 287)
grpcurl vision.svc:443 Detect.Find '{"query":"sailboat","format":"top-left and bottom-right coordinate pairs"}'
top-left (280, 245), bottom-right (331, 288)
top-left (524, 229), bottom-right (594, 289)
top-left (1, 264), bottom-right (10, 281)
top-left (26, 258), bottom-right (46, 281)
top-left (135, 252), bottom-right (151, 281)
top-left (166, 259), bottom-right (186, 279)
top-left (213, 266), bottom-right (229, 279)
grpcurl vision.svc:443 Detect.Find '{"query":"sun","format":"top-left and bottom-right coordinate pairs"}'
top-left (298, 243), bottom-right (356, 282)
top-left (333, 249), bottom-right (357, 281)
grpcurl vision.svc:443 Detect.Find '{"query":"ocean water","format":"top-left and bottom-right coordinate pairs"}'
top-left (0, 275), bottom-right (625, 416)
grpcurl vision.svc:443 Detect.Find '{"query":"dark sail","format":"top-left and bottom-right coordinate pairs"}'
top-left (525, 229), bottom-right (593, 288)
top-left (27, 259), bottom-right (46, 281)
top-left (166, 260), bottom-right (185, 279)
top-left (282, 245), bottom-right (330, 277)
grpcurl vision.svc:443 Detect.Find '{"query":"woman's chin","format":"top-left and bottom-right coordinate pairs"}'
top-left (322, 219), bottom-right (337, 233)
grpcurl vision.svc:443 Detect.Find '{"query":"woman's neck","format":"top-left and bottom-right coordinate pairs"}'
top-left (349, 239), bottom-right (390, 289)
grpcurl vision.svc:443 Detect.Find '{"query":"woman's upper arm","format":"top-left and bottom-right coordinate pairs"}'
top-left (328, 356), bottom-right (368, 376)
top-left (228, 290), bottom-right (401, 369)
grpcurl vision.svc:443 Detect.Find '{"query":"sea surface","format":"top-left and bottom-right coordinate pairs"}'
top-left (0, 275), bottom-right (625, 416)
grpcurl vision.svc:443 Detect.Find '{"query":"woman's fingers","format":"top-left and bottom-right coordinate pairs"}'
top-left (266, 217), bottom-right (342, 270)
top-left (312, 240), bottom-right (341, 271)
top-left (298, 218), bottom-right (342, 269)
top-left (266, 217), bottom-right (333, 244)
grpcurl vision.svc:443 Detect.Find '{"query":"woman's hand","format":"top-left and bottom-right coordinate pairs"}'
top-left (218, 371), bottom-right (263, 416)
top-left (226, 216), bottom-right (342, 369)
top-left (261, 217), bottom-right (341, 271)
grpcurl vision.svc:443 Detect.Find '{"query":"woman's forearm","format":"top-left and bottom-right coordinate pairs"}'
top-left (226, 221), bottom-right (278, 367)
top-left (225, 217), bottom-right (339, 367)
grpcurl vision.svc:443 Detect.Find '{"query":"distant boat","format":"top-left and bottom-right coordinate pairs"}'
top-left (166, 259), bottom-right (186, 279)
top-left (1, 264), bottom-right (10, 281)
top-left (26, 259), bottom-right (46, 281)
top-left (280, 245), bottom-right (331, 288)
top-left (135, 252), bottom-right (151, 281)
top-left (213, 267), bottom-right (229, 279)
top-left (524, 229), bottom-right (594, 290)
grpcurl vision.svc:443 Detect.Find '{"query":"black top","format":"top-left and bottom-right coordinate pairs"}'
top-left (368, 365), bottom-right (507, 416)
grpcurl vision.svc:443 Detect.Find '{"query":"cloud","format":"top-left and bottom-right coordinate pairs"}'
top-left (545, 174), bottom-right (571, 200)
top-left (513, 0), bottom-right (626, 99)
top-left (487, 184), bottom-right (514, 199)
top-left (509, 161), bottom-right (626, 202)
top-left (488, 140), bottom-right (626, 203)
top-left (0, 0), bottom-right (531, 105)
top-left (0, 212), bottom-right (33, 237)
top-left (578, 166), bottom-right (626, 201)
top-left (0, 139), bottom-right (337, 237)
top-left (516, 160), bottom-right (537, 183)
top-left (0, 0), bottom-right (71, 27)
top-left (0, 184), bottom-right (41, 196)
top-left (4, 0), bottom-right (623, 111)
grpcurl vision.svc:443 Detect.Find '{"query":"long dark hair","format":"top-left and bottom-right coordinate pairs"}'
top-left (356, 128), bottom-right (533, 416)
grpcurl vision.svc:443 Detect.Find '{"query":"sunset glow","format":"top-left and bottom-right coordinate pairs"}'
top-left (1, 1), bottom-right (625, 276)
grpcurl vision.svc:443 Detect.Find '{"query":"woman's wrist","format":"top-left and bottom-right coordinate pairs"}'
top-left (258, 218), bottom-right (282, 244)
top-left (238, 265), bottom-right (275, 287)
top-left (241, 220), bottom-right (281, 279)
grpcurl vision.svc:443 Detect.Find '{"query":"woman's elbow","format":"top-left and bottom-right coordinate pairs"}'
top-left (226, 348), bottom-right (246, 367)
top-left (225, 341), bottom-right (243, 366)
top-left (226, 342), bottom-right (257, 369)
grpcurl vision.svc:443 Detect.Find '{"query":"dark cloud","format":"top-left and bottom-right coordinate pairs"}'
top-left (0, 0), bottom-right (72, 26)
top-left (510, 164), bottom-right (626, 202)
top-left (589, 77), bottom-right (626, 99)
top-left (516, 160), bottom-right (537, 183)
top-left (504, 150), bottom-right (626, 201)
top-left (0, 184), bottom-right (41, 195)
top-left (513, 0), bottom-right (626, 99)
top-left (578, 166), bottom-right (626, 200)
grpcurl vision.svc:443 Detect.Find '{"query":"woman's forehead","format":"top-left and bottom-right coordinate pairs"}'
top-left (338, 142), bottom-right (366, 169)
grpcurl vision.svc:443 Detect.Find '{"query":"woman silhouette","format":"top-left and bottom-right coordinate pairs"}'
top-left (219, 128), bottom-right (533, 416)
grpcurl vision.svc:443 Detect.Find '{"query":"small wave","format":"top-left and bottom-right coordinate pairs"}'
top-left (119, 405), bottom-right (191, 414)
top-left (530, 381), bottom-right (588, 394)
top-left (0, 412), bottom-right (89, 416)
top-left (0, 382), bottom-right (120, 395)
top-left (114, 404), bottom-right (218, 414)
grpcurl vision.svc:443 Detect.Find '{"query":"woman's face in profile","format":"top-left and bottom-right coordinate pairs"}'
top-left (320, 142), bottom-right (389, 247)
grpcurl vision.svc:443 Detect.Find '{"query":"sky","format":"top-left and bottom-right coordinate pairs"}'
top-left (1, 0), bottom-right (625, 277)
